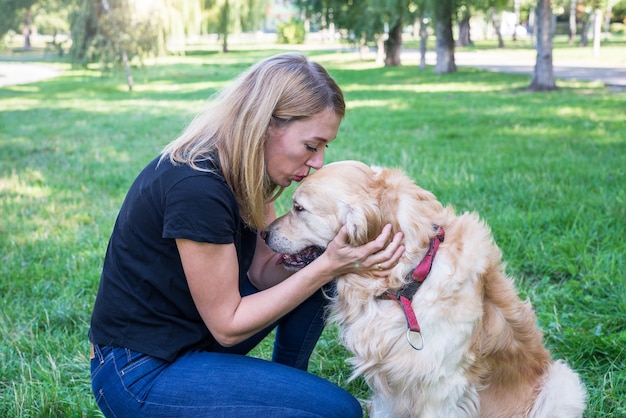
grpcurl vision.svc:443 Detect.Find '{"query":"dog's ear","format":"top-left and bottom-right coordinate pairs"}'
top-left (344, 198), bottom-right (384, 246)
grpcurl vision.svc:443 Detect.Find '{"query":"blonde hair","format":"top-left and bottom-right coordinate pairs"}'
top-left (161, 53), bottom-right (345, 230)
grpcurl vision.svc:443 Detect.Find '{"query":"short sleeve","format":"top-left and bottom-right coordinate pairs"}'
top-left (162, 174), bottom-right (238, 244)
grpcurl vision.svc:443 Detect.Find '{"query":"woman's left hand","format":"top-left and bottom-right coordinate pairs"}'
top-left (323, 224), bottom-right (405, 277)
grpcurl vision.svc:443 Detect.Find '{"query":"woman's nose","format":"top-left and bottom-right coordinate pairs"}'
top-left (307, 151), bottom-right (324, 170)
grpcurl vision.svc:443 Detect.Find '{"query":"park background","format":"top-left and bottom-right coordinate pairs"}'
top-left (1, 0), bottom-right (626, 417)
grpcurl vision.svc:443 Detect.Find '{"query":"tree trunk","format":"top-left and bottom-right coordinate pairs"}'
top-left (375, 36), bottom-right (385, 66)
top-left (358, 34), bottom-right (369, 61)
top-left (491, 8), bottom-right (505, 48)
top-left (384, 18), bottom-right (403, 67)
top-left (604, 3), bottom-right (612, 39)
top-left (419, 15), bottom-right (428, 69)
top-left (100, 0), bottom-right (134, 91)
top-left (121, 50), bottom-right (133, 91)
top-left (568, 0), bottom-right (577, 44)
top-left (579, 10), bottom-right (591, 46)
top-left (457, 14), bottom-right (473, 47)
top-left (593, 8), bottom-right (602, 57)
top-left (529, 0), bottom-right (556, 91)
top-left (220, 0), bottom-right (230, 53)
top-left (513, 0), bottom-right (521, 41)
top-left (23, 8), bottom-right (32, 49)
top-left (434, 0), bottom-right (456, 74)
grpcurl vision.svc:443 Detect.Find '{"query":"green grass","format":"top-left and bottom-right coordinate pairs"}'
top-left (1, 44), bottom-right (625, 417)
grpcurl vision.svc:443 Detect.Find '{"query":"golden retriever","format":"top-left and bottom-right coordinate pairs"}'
top-left (264, 160), bottom-right (586, 418)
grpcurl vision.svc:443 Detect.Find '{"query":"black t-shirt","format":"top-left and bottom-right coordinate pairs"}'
top-left (89, 156), bottom-right (257, 361)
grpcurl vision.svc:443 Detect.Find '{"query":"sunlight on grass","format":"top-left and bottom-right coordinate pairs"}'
top-left (347, 99), bottom-right (389, 109)
top-left (553, 45), bottom-right (626, 66)
top-left (0, 170), bottom-right (49, 198)
top-left (59, 98), bottom-right (206, 114)
top-left (0, 98), bottom-right (42, 111)
top-left (131, 81), bottom-right (224, 93)
top-left (5, 85), bottom-right (40, 93)
top-left (343, 80), bottom-right (516, 94)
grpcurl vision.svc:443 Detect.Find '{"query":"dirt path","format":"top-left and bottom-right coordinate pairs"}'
top-left (0, 61), bottom-right (62, 88)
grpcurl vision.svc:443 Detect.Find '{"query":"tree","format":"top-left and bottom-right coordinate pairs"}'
top-left (219, 0), bottom-right (230, 52)
top-left (22, 4), bottom-right (33, 48)
top-left (0, 0), bottom-right (19, 38)
top-left (291, 0), bottom-right (462, 73)
top-left (413, 1), bottom-right (431, 69)
top-left (70, 0), bottom-right (218, 75)
top-left (484, 0), bottom-right (513, 48)
top-left (455, 0), bottom-right (511, 49)
top-left (293, 0), bottom-right (416, 67)
top-left (434, 0), bottom-right (456, 73)
top-left (204, 0), bottom-right (269, 53)
top-left (568, 0), bottom-right (577, 44)
top-left (70, 0), bottom-right (167, 90)
top-left (512, 0), bottom-right (522, 40)
top-left (380, 0), bottom-right (418, 67)
top-left (0, 0), bottom-right (38, 48)
top-left (592, 6), bottom-right (602, 55)
top-left (456, 3), bottom-right (473, 47)
top-left (489, 6), bottom-right (505, 47)
top-left (529, 0), bottom-right (556, 90)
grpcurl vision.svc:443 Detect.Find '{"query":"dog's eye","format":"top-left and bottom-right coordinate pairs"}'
top-left (293, 203), bottom-right (304, 212)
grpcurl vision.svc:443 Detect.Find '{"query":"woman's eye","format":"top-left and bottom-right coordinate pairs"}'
top-left (306, 143), bottom-right (329, 152)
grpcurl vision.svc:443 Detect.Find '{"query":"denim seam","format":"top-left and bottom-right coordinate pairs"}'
top-left (96, 388), bottom-right (120, 418)
top-left (119, 351), bottom-right (156, 376)
top-left (111, 349), bottom-right (145, 404)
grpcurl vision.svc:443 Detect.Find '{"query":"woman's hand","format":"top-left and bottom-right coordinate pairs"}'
top-left (319, 224), bottom-right (404, 277)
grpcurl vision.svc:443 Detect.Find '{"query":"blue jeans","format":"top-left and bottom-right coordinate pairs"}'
top-left (90, 280), bottom-right (362, 417)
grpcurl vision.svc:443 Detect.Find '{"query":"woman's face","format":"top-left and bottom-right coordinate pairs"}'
top-left (265, 108), bottom-right (342, 187)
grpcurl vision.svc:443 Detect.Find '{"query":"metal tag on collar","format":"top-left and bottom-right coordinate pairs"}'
top-left (406, 329), bottom-right (424, 350)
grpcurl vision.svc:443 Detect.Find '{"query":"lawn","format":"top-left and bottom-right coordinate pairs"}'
top-left (1, 43), bottom-right (625, 417)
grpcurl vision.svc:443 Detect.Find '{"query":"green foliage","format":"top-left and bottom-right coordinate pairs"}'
top-left (277, 19), bottom-right (305, 44)
top-left (70, 0), bottom-right (223, 65)
top-left (32, 0), bottom-right (77, 36)
top-left (295, 0), bottom-right (418, 43)
top-left (1, 46), bottom-right (625, 417)
top-left (0, 0), bottom-right (37, 35)
top-left (614, 0), bottom-right (626, 22)
top-left (69, 0), bottom-right (160, 68)
top-left (610, 22), bottom-right (626, 33)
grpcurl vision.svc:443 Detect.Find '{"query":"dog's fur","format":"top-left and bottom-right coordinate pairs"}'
top-left (265, 161), bottom-right (586, 418)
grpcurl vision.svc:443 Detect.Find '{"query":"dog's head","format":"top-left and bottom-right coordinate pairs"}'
top-left (264, 160), bottom-right (444, 272)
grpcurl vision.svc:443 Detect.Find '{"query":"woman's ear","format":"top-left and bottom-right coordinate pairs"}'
top-left (344, 198), bottom-right (384, 246)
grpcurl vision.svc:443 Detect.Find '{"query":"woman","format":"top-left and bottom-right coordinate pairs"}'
top-left (89, 52), bottom-right (404, 417)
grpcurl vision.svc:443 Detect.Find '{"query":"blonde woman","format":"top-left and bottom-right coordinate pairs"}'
top-left (89, 53), bottom-right (404, 417)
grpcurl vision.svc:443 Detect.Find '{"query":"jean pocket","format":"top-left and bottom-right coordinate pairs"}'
top-left (115, 348), bottom-right (168, 403)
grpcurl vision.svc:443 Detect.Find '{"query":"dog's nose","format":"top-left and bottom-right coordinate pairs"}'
top-left (260, 230), bottom-right (269, 242)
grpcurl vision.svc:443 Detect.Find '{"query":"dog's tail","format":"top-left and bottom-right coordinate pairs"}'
top-left (529, 360), bottom-right (587, 418)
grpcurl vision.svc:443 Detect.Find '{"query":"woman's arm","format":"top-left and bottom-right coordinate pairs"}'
top-left (178, 238), bottom-right (338, 347)
top-left (247, 203), bottom-right (293, 290)
top-left (178, 206), bottom-right (404, 347)
top-left (176, 225), bottom-right (404, 346)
